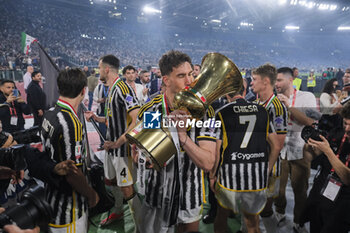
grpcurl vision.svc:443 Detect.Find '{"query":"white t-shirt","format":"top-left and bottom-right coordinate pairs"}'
top-left (281, 90), bottom-right (317, 161)
top-left (135, 83), bottom-right (148, 104)
top-left (320, 93), bottom-right (338, 115)
top-left (23, 72), bottom-right (32, 90)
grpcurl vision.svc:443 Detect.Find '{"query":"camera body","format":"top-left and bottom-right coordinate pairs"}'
top-left (0, 126), bottom-right (41, 171)
top-left (0, 145), bottom-right (26, 171)
top-left (301, 114), bottom-right (343, 144)
top-left (11, 126), bottom-right (41, 145)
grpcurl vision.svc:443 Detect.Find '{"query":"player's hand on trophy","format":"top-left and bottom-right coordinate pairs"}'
top-left (131, 144), bottom-right (139, 164)
top-left (171, 109), bottom-right (190, 145)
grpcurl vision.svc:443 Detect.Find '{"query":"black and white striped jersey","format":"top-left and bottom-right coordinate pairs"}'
top-left (106, 78), bottom-right (140, 157)
top-left (216, 98), bottom-right (271, 192)
top-left (256, 94), bottom-right (288, 177)
top-left (137, 94), bottom-right (217, 210)
top-left (41, 100), bottom-right (87, 226)
top-left (93, 83), bottom-right (109, 115)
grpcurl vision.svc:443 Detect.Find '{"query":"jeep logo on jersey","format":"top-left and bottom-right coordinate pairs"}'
top-left (143, 111), bottom-right (161, 129)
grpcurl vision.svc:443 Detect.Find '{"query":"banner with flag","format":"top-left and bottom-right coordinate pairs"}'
top-left (21, 32), bottom-right (37, 55)
top-left (38, 43), bottom-right (60, 108)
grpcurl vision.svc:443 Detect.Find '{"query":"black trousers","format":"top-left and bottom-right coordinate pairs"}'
top-left (302, 185), bottom-right (350, 233)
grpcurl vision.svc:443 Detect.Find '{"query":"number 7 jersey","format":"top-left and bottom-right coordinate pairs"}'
top-left (216, 98), bottom-right (274, 192)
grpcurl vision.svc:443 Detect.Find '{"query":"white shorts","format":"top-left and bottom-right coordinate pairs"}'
top-left (104, 152), bottom-right (134, 187)
top-left (139, 203), bottom-right (174, 233)
top-left (49, 212), bottom-right (87, 233)
top-left (266, 176), bottom-right (280, 198)
top-left (178, 205), bottom-right (203, 224)
top-left (215, 182), bottom-right (267, 215)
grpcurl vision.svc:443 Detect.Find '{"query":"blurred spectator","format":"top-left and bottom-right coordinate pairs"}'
top-left (193, 64), bottom-right (201, 78)
top-left (93, 81), bottom-right (108, 149)
top-left (343, 68), bottom-right (350, 96)
top-left (292, 67), bottom-right (302, 91)
top-left (275, 67), bottom-right (317, 232)
top-left (87, 70), bottom-right (98, 110)
top-left (0, 80), bottom-right (31, 133)
top-left (83, 66), bottom-right (90, 77)
top-left (319, 78), bottom-right (340, 115)
top-left (139, 70), bottom-right (151, 102)
top-left (26, 71), bottom-right (46, 126)
top-left (335, 68), bottom-right (344, 89)
top-left (149, 68), bottom-right (162, 96)
top-left (307, 69), bottom-right (316, 93)
top-left (23, 65), bottom-right (33, 93)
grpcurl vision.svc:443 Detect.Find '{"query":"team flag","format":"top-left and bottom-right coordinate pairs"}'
top-left (21, 32), bottom-right (37, 55)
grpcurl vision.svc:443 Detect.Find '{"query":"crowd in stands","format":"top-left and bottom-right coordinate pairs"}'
top-left (1, 0), bottom-right (350, 72)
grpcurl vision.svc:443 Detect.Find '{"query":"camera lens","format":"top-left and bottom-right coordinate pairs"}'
top-left (0, 185), bottom-right (52, 229)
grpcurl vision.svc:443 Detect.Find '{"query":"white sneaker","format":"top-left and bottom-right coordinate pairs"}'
top-left (275, 212), bottom-right (286, 226)
top-left (293, 223), bottom-right (308, 233)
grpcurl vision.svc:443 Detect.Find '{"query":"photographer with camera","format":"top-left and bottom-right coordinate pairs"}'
top-left (0, 124), bottom-right (26, 203)
top-left (0, 123), bottom-right (47, 233)
top-left (41, 68), bottom-right (99, 233)
top-left (0, 80), bottom-right (31, 134)
top-left (301, 102), bottom-right (350, 233)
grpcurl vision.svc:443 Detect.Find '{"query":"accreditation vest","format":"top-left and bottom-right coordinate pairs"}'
top-left (307, 75), bottom-right (316, 87)
top-left (293, 77), bottom-right (302, 90)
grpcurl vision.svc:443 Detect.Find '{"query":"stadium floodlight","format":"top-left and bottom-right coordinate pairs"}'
top-left (299, 0), bottom-right (306, 6)
top-left (211, 19), bottom-right (221, 23)
top-left (306, 2), bottom-right (316, 9)
top-left (329, 5), bottom-right (337, 11)
top-left (143, 6), bottom-right (162, 14)
top-left (338, 26), bottom-right (350, 31)
top-left (318, 4), bottom-right (329, 10)
top-left (279, 0), bottom-right (287, 5)
top-left (290, 0), bottom-right (298, 6)
top-left (285, 25), bottom-right (300, 30)
top-left (240, 22), bottom-right (253, 27)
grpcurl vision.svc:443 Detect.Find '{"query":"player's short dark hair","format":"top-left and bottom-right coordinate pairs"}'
top-left (292, 67), bottom-right (298, 71)
top-left (31, 71), bottom-right (40, 78)
top-left (194, 64), bottom-right (201, 69)
top-left (122, 65), bottom-right (136, 75)
top-left (345, 68), bottom-right (350, 74)
top-left (57, 68), bottom-right (87, 98)
top-left (252, 63), bottom-right (277, 85)
top-left (277, 67), bottom-right (293, 78)
top-left (340, 102), bottom-right (350, 119)
top-left (159, 50), bottom-right (192, 76)
top-left (0, 80), bottom-right (15, 86)
top-left (99, 54), bottom-right (120, 70)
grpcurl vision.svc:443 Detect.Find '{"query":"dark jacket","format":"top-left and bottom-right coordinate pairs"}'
top-left (0, 91), bottom-right (31, 133)
top-left (26, 80), bottom-right (46, 113)
top-left (150, 77), bottom-right (162, 96)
